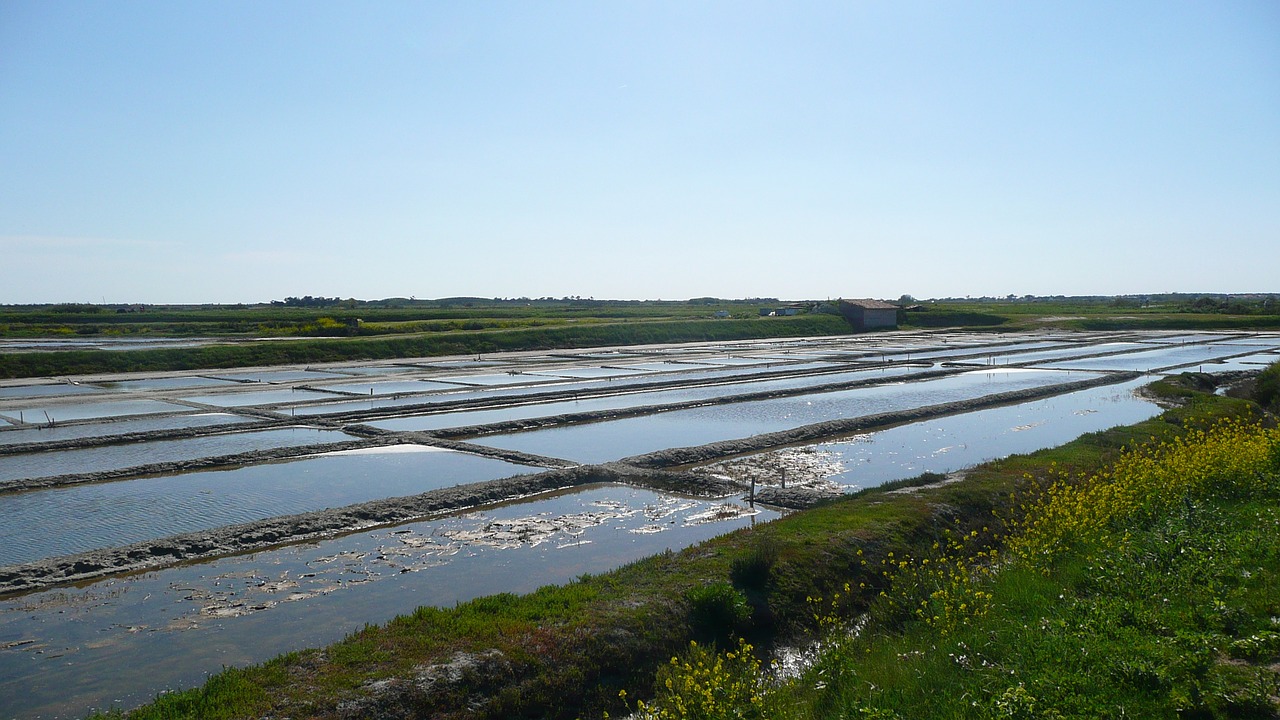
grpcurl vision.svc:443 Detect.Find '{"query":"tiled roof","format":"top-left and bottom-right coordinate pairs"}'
top-left (841, 299), bottom-right (898, 310)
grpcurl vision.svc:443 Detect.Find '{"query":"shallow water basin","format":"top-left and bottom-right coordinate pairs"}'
top-left (431, 373), bottom-right (565, 387)
top-left (0, 445), bottom-right (538, 567)
top-left (0, 412), bottom-right (251, 447)
top-left (1039, 344), bottom-right (1245, 372)
top-left (91, 376), bottom-right (243, 392)
top-left (701, 377), bottom-right (1162, 493)
top-left (524, 366), bottom-right (656, 379)
top-left (0, 484), bottom-right (775, 719)
top-left (0, 398), bottom-right (194, 423)
top-left (210, 369), bottom-right (349, 383)
top-left (473, 369), bottom-right (1101, 464)
top-left (315, 379), bottom-right (460, 396)
top-left (0, 426), bottom-right (356, 484)
top-left (988, 342), bottom-right (1151, 365)
top-left (366, 366), bottom-right (930, 434)
top-left (178, 388), bottom-right (336, 407)
top-left (324, 365), bottom-right (426, 375)
top-left (0, 383), bottom-right (106, 400)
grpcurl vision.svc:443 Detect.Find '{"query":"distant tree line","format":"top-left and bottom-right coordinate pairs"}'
top-left (1176, 295), bottom-right (1278, 315)
top-left (270, 296), bottom-right (354, 308)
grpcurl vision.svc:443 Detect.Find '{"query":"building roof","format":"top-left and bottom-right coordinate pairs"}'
top-left (840, 298), bottom-right (899, 310)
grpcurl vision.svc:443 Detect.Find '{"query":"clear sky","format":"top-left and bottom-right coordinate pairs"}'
top-left (1, 1), bottom-right (1277, 304)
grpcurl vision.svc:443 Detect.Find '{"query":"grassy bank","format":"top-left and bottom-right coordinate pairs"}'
top-left (0, 315), bottom-right (848, 378)
top-left (635, 393), bottom-right (1280, 719)
top-left (98, 371), bottom-right (1275, 719)
top-left (901, 300), bottom-right (1280, 333)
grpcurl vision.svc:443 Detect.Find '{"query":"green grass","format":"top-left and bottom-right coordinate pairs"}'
top-left (635, 375), bottom-right (1280, 719)
top-left (786, 494), bottom-right (1280, 719)
top-left (901, 300), bottom-right (1280, 333)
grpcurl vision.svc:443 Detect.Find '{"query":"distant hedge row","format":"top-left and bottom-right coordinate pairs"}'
top-left (0, 315), bottom-right (852, 379)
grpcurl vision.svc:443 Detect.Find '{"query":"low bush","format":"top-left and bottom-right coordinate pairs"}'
top-left (686, 582), bottom-right (751, 643)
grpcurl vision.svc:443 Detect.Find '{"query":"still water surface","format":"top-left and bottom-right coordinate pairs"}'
top-left (0, 446), bottom-right (535, 566)
top-left (476, 369), bottom-right (1100, 464)
top-left (0, 485), bottom-right (775, 719)
top-left (0, 426), bottom-right (354, 483)
top-left (0, 412), bottom-right (251, 447)
top-left (0, 398), bottom-right (192, 423)
top-left (1040, 344), bottom-right (1247, 372)
top-left (367, 366), bottom-right (928, 433)
top-left (794, 377), bottom-right (1161, 489)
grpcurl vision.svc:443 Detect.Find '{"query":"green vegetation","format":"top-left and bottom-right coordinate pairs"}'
top-left (99, 368), bottom-right (1279, 719)
top-left (4, 294), bottom-right (1277, 378)
top-left (0, 299), bottom-right (843, 378)
top-left (635, 389), bottom-right (1280, 719)
top-left (0, 298), bottom-right (788, 340)
top-left (0, 314), bottom-right (848, 379)
top-left (901, 294), bottom-right (1280, 332)
top-left (1256, 362), bottom-right (1280, 413)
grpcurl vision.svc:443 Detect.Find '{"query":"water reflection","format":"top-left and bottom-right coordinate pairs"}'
top-left (1040, 344), bottom-right (1246, 372)
top-left (0, 426), bottom-right (354, 483)
top-left (806, 378), bottom-right (1160, 489)
top-left (475, 369), bottom-right (1099, 464)
top-left (0, 398), bottom-right (192, 423)
top-left (0, 412), bottom-right (251, 447)
top-left (0, 485), bottom-right (776, 719)
top-left (0, 446), bottom-right (535, 566)
top-left (367, 366), bottom-right (927, 434)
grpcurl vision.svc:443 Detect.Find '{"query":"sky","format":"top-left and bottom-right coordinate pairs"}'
top-left (1, 1), bottom-right (1277, 304)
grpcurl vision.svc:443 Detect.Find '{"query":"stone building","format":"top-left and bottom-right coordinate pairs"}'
top-left (838, 299), bottom-right (899, 330)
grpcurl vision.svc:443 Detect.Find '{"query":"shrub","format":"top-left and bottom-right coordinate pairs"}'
top-left (729, 538), bottom-right (779, 592)
top-left (1255, 362), bottom-right (1280, 413)
top-left (686, 582), bottom-right (751, 642)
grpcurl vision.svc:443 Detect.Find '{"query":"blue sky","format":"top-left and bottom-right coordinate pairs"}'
top-left (1, 1), bottom-right (1277, 304)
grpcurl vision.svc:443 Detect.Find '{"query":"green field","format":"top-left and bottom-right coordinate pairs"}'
top-left (2, 294), bottom-right (1277, 379)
